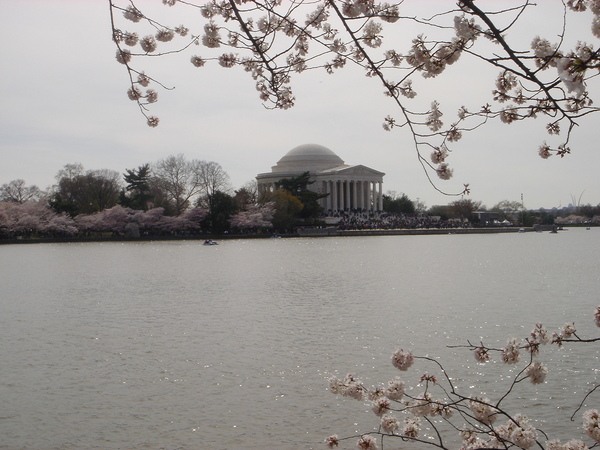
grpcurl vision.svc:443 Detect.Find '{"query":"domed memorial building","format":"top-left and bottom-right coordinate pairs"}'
top-left (256, 144), bottom-right (385, 213)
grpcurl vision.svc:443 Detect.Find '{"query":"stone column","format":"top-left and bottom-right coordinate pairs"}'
top-left (339, 180), bottom-right (345, 211)
top-left (371, 181), bottom-right (377, 212)
top-left (332, 180), bottom-right (338, 211)
top-left (352, 180), bottom-right (357, 210)
top-left (344, 180), bottom-right (351, 211)
top-left (326, 180), bottom-right (332, 211)
top-left (378, 181), bottom-right (383, 211)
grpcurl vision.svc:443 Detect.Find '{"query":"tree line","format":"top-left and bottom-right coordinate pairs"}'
top-left (0, 157), bottom-right (330, 239)
top-left (2, 157), bottom-right (599, 239)
top-left (46, 156), bottom-right (231, 217)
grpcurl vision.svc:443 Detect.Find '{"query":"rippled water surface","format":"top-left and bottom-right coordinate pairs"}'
top-left (1, 229), bottom-right (599, 449)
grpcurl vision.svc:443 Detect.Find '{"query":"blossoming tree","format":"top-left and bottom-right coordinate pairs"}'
top-left (109, 0), bottom-right (600, 194)
top-left (325, 309), bottom-right (600, 449)
top-left (229, 202), bottom-right (275, 232)
top-left (0, 201), bottom-right (78, 238)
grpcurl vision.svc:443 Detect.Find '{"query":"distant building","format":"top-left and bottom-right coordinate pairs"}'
top-left (472, 210), bottom-right (501, 225)
top-left (256, 143), bottom-right (385, 212)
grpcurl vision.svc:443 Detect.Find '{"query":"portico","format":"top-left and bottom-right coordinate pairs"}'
top-left (256, 144), bottom-right (385, 213)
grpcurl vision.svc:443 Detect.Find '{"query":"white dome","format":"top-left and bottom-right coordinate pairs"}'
top-left (271, 144), bottom-right (345, 173)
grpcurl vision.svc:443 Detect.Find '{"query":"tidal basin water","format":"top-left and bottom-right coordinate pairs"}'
top-left (1, 229), bottom-right (599, 449)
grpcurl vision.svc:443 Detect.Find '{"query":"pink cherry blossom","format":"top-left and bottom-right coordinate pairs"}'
top-left (357, 434), bottom-right (377, 450)
top-left (526, 361), bottom-right (548, 384)
top-left (501, 338), bottom-right (521, 364)
top-left (583, 409), bottom-right (600, 442)
top-left (391, 348), bottom-right (413, 371)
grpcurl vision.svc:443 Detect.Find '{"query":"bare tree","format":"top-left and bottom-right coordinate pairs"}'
top-left (152, 154), bottom-right (203, 215)
top-left (235, 180), bottom-right (259, 210)
top-left (197, 160), bottom-right (231, 207)
top-left (109, 0), bottom-right (600, 195)
top-left (0, 179), bottom-right (42, 203)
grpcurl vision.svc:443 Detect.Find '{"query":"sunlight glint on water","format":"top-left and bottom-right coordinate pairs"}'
top-left (0, 229), bottom-right (598, 449)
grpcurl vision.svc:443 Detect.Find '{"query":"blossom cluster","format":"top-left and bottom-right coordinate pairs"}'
top-left (328, 373), bottom-right (364, 400)
top-left (111, 1), bottom-right (193, 127)
top-left (469, 397), bottom-right (497, 425)
top-left (326, 307), bottom-right (600, 449)
top-left (390, 348), bottom-right (413, 371)
top-left (461, 414), bottom-right (538, 449)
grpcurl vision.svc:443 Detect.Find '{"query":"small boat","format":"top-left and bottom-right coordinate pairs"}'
top-left (203, 239), bottom-right (218, 245)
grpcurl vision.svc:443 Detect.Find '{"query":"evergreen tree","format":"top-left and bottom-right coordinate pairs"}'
top-left (382, 193), bottom-right (415, 215)
top-left (275, 172), bottom-right (326, 224)
top-left (121, 164), bottom-right (153, 211)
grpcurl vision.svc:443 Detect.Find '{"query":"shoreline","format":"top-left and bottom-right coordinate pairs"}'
top-left (0, 226), bottom-right (544, 245)
top-left (299, 226), bottom-right (534, 237)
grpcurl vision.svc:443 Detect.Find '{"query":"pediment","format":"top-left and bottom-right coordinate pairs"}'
top-left (322, 164), bottom-right (385, 176)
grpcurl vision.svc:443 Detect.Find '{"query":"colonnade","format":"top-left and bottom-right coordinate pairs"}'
top-left (321, 179), bottom-right (383, 212)
top-left (257, 178), bottom-right (384, 213)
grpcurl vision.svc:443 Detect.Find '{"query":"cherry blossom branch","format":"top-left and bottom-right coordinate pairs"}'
top-left (326, 307), bottom-right (600, 449)
top-left (461, 1), bottom-right (574, 120)
top-left (572, 385), bottom-right (600, 421)
top-left (109, 0), bottom-right (600, 197)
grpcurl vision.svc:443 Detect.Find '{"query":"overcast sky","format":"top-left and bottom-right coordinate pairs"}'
top-left (1, 0), bottom-right (598, 210)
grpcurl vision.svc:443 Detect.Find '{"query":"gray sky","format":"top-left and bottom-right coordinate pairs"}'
top-left (1, 0), bottom-right (598, 210)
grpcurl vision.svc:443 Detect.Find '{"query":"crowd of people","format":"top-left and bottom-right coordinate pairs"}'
top-left (326, 210), bottom-right (470, 230)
